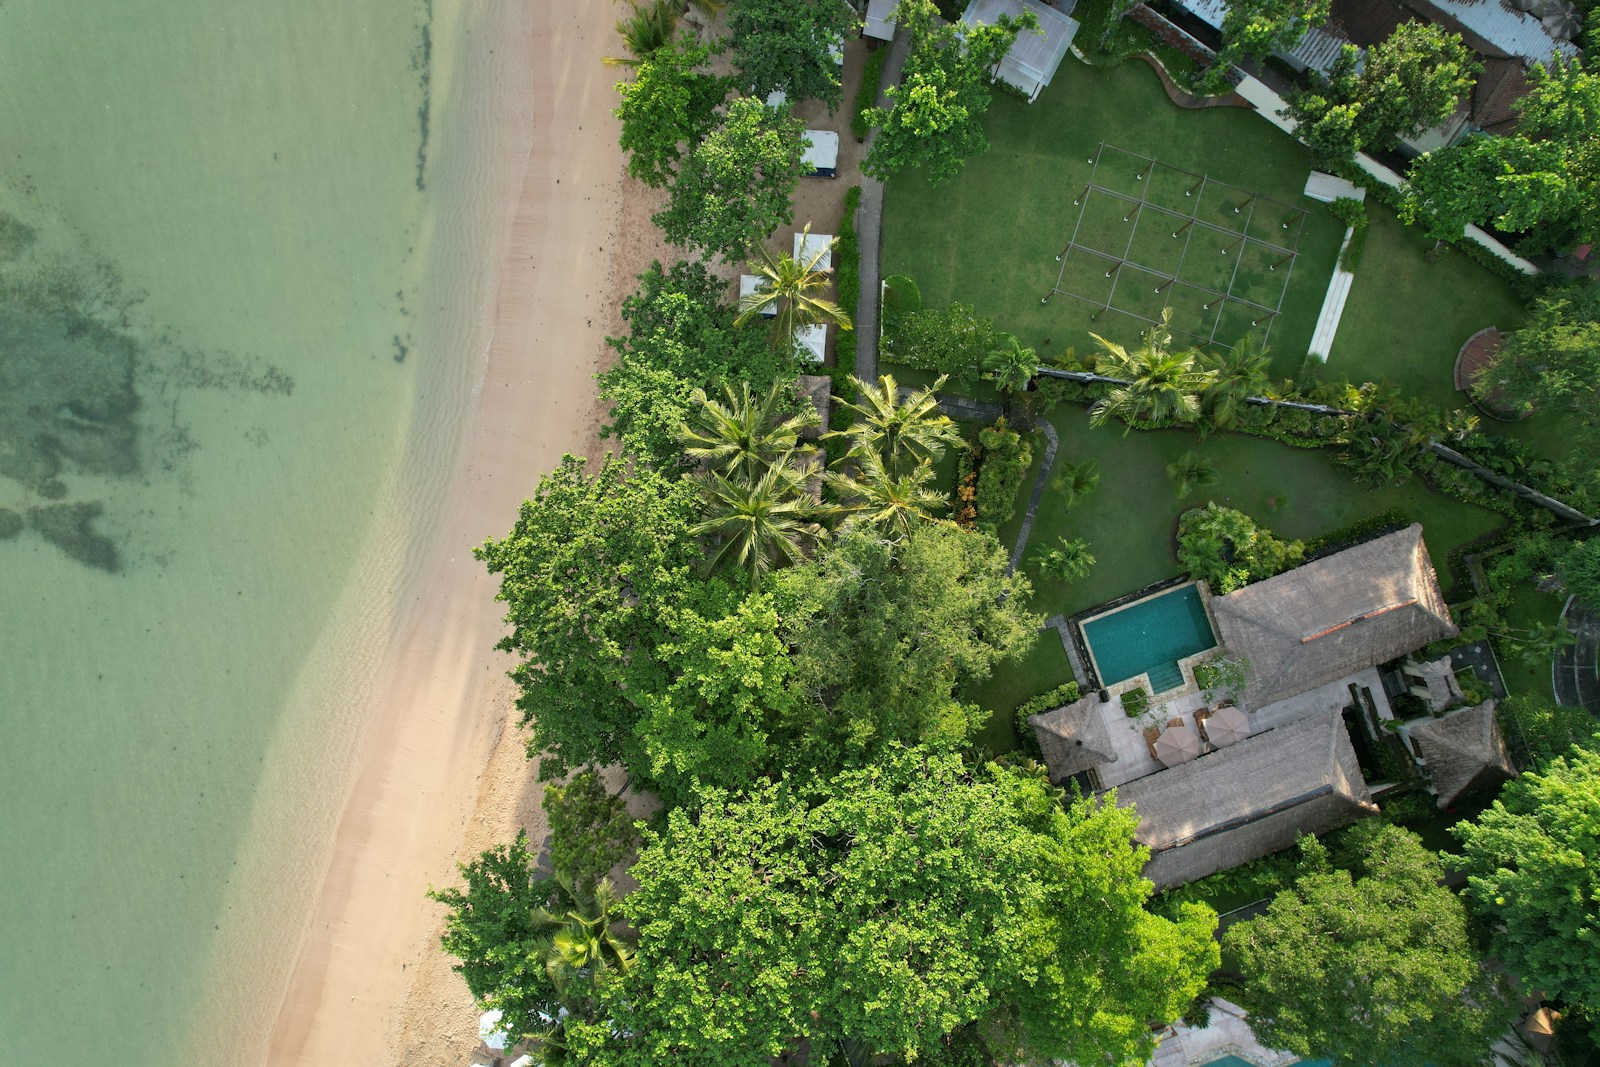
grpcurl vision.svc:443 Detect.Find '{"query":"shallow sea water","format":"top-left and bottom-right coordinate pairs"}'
top-left (0, 2), bottom-right (516, 1060)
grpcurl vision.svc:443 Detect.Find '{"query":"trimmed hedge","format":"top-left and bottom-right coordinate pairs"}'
top-left (851, 46), bottom-right (890, 142)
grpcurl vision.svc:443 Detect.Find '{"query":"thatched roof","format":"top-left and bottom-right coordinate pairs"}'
top-left (1409, 700), bottom-right (1515, 807)
top-left (1115, 711), bottom-right (1378, 889)
top-left (1210, 525), bottom-right (1457, 710)
top-left (1030, 695), bottom-right (1118, 782)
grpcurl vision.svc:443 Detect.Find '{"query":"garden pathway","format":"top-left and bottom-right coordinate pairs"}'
top-left (852, 27), bottom-right (912, 384)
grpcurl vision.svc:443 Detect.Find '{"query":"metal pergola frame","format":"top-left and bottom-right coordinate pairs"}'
top-left (1042, 142), bottom-right (1308, 349)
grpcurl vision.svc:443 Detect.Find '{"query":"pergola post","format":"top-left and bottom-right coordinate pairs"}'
top-left (1073, 183), bottom-right (1090, 206)
top-left (1172, 218), bottom-right (1194, 239)
top-left (1268, 251), bottom-right (1294, 271)
top-left (1234, 194), bottom-right (1256, 215)
top-left (1105, 260), bottom-right (1123, 278)
top-left (1186, 177), bottom-right (1204, 197)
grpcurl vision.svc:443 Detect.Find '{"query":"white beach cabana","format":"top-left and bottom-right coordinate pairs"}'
top-left (794, 231), bottom-right (834, 270)
top-left (961, 0), bottom-right (1079, 102)
top-left (865, 0), bottom-right (899, 40)
top-left (740, 274), bottom-right (778, 317)
top-left (802, 130), bottom-right (841, 178)
top-left (479, 1009), bottom-right (510, 1051)
top-left (796, 324), bottom-right (828, 363)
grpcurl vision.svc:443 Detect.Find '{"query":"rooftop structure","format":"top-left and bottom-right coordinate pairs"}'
top-left (1030, 693), bottom-right (1119, 782)
top-left (1404, 700), bottom-right (1516, 807)
top-left (962, 0), bottom-right (1080, 102)
top-left (1209, 524), bottom-right (1457, 710)
top-left (1115, 710), bottom-right (1378, 888)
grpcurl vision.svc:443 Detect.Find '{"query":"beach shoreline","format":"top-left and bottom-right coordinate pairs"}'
top-left (262, 4), bottom-right (631, 1061)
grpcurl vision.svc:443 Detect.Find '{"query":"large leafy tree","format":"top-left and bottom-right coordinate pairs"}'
top-left (1225, 825), bottom-right (1515, 1067)
top-left (544, 769), bottom-right (638, 890)
top-left (1454, 745), bottom-right (1600, 1019)
top-left (863, 0), bottom-right (1038, 186)
top-left (1404, 57), bottom-right (1600, 251)
top-left (598, 260), bottom-right (794, 469)
top-left (654, 96), bottom-right (808, 262)
top-left (1473, 285), bottom-right (1600, 420)
top-left (1216, 0), bottom-right (1331, 67)
top-left (563, 749), bottom-right (1218, 1066)
top-left (1088, 310), bottom-right (1216, 432)
top-left (475, 455), bottom-right (700, 775)
top-left (727, 0), bottom-right (857, 110)
top-left (615, 39), bottom-right (732, 188)
top-left (1288, 25), bottom-right (1477, 161)
top-left (774, 523), bottom-right (1039, 766)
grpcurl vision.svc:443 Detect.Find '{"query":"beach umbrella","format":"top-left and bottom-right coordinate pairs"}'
top-left (480, 1009), bottom-right (510, 1051)
top-left (1522, 1008), bottom-right (1559, 1051)
top-left (1153, 723), bottom-right (1202, 766)
top-left (1205, 705), bottom-right (1250, 747)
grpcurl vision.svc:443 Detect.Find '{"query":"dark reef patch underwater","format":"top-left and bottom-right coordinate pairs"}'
top-left (0, 192), bottom-right (292, 572)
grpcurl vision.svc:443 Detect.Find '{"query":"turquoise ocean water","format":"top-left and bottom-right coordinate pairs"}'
top-left (0, 2), bottom-right (520, 1060)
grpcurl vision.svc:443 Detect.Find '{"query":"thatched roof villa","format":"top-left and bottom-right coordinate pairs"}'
top-left (1030, 694), bottom-right (1119, 783)
top-left (1209, 525), bottom-right (1457, 711)
top-left (1112, 711), bottom-right (1378, 889)
top-left (1403, 700), bottom-right (1516, 808)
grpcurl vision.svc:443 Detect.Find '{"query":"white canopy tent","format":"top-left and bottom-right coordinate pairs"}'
top-left (794, 231), bottom-right (834, 270)
top-left (961, 0), bottom-right (1079, 102)
top-left (802, 130), bottom-right (840, 178)
top-left (740, 274), bottom-right (778, 317)
top-left (479, 1009), bottom-right (510, 1051)
top-left (796, 323), bottom-right (828, 363)
top-left (865, 0), bottom-right (899, 40)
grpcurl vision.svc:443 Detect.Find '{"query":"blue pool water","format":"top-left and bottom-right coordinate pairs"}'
top-left (1081, 584), bottom-right (1217, 693)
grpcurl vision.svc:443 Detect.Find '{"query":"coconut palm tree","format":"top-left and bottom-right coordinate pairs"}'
top-left (736, 225), bottom-right (851, 348)
top-left (680, 381), bottom-right (819, 478)
top-left (983, 333), bottom-right (1040, 397)
top-left (829, 373), bottom-right (964, 474)
top-left (1198, 332), bottom-right (1273, 434)
top-left (1088, 310), bottom-right (1215, 433)
top-left (692, 460), bottom-right (826, 584)
top-left (525, 876), bottom-right (635, 1062)
top-left (827, 452), bottom-right (948, 540)
top-left (1049, 458), bottom-right (1100, 508)
top-left (603, 0), bottom-right (677, 68)
top-left (1167, 450), bottom-right (1220, 498)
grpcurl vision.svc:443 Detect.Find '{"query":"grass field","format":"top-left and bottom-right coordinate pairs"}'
top-left (881, 59), bottom-right (1345, 380)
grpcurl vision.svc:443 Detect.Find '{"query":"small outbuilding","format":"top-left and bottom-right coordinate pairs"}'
top-left (802, 130), bottom-right (841, 178)
top-left (864, 0), bottom-right (899, 40)
top-left (740, 274), bottom-right (778, 317)
top-left (1030, 693), bottom-right (1119, 785)
top-left (1404, 700), bottom-right (1516, 808)
top-left (794, 230), bottom-right (834, 271)
top-left (961, 0), bottom-right (1079, 103)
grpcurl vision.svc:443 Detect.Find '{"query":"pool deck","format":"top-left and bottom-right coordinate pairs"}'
top-left (1148, 997), bottom-right (1300, 1067)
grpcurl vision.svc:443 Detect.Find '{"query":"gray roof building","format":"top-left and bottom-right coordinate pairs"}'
top-left (1407, 700), bottom-right (1516, 807)
top-left (1115, 711), bottom-right (1378, 889)
top-left (1030, 694), bottom-right (1119, 783)
top-left (1210, 524), bottom-right (1457, 711)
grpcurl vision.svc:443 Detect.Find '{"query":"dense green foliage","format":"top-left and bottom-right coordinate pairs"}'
top-left (1455, 746), bottom-right (1600, 1018)
top-left (726, 0), bottom-right (856, 110)
top-left (863, 0), bottom-right (1037, 185)
top-left (1496, 693), bottom-right (1600, 764)
top-left (970, 420), bottom-right (1033, 533)
top-left (564, 749), bottom-right (1219, 1066)
top-left (1216, 0), bottom-right (1330, 67)
top-left (654, 95), bottom-right (807, 261)
top-left (544, 770), bottom-right (639, 889)
top-left (1088, 311), bottom-right (1215, 432)
top-left (598, 260), bottom-right (795, 469)
top-left (1561, 535), bottom-right (1600, 610)
top-left (883, 301), bottom-right (1003, 387)
top-left (1404, 57), bottom-right (1600, 251)
top-left (615, 40), bottom-right (731, 188)
top-left (1474, 285), bottom-right (1600, 420)
top-left (852, 45), bottom-right (891, 141)
top-left (1287, 26), bottom-right (1477, 161)
top-left (1225, 826), bottom-right (1514, 1066)
top-left (475, 455), bottom-right (700, 776)
top-left (1035, 535), bottom-right (1096, 582)
top-left (776, 524), bottom-right (1040, 766)
top-left (1176, 502), bottom-right (1304, 592)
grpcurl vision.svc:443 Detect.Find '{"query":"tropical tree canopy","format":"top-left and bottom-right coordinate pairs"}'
top-left (1474, 285), bottom-right (1600, 419)
top-left (1454, 745), bottom-right (1600, 1018)
top-left (654, 95), bottom-right (808, 262)
top-left (475, 455), bottom-right (700, 776)
top-left (829, 372), bottom-right (964, 473)
top-left (598, 259), bottom-right (795, 469)
top-left (1225, 825), bottom-right (1515, 1067)
top-left (692, 457), bottom-right (826, 585)
top-left (735, 225), bottom-right (851, 346)
top-left (825, 447), bottom-right (948, 539)
top-left (983, 332), bottom-right (1040, 396)
top-left (615, 39), bottom-right (732, 187)
top-left (562, 748), bottom-right (1219, 1066)
top-left (773, 523), bottom-right (1039, 768)
top-left (726, 0), bottom-right (857, 110)
top-left (863, 0), bottom-right (1038, 186)
top-left (1217, 0), bottom-right (1331, 65)
top-left (1088, 310), bottom-right (1216, 432)
top-left (679, 379), bottom-right (817, 478)
top-left (1198, 333), bottom-right (1272, 433)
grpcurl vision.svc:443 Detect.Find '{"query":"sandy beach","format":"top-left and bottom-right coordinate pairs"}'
top-left (264, 4), bottom-right (641, 1062)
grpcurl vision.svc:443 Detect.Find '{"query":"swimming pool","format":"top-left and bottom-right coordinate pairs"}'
top-left (1080, 583), bottom-right (1217, 693)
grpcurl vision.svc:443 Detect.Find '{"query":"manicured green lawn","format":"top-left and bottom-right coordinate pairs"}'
top-left (1495, 584), bottom-right (1566, 700)
top-left (881, 58), bottom-right (1345, 381)
top-left (1322, 205), bottom-right (1527, 407)
top-left (1020, 410), bottom-right (1504, 620)
top-left (964, 631), bottom-right (1076, 756)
